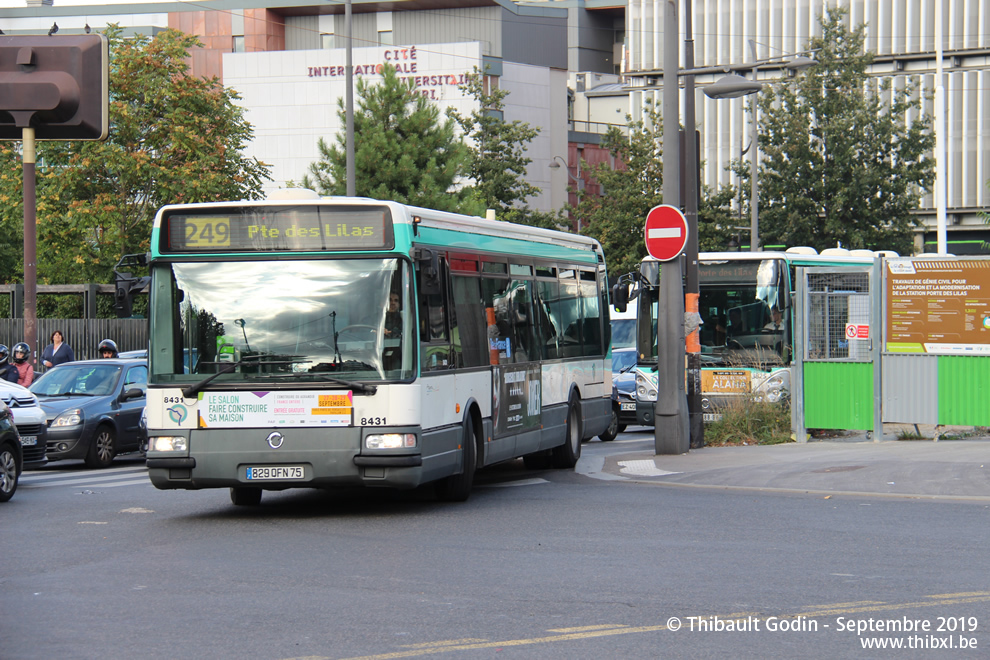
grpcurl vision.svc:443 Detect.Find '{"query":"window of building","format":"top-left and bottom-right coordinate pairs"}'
top-left (378, 30), bottom-right (393, 46)
top-left (321, 33), bottom-right (335, 49)
top-left (232, 36), bottom-right (245, 53)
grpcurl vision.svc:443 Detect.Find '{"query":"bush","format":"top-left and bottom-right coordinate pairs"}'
top-left (705, 397), bottom-right (793, 446)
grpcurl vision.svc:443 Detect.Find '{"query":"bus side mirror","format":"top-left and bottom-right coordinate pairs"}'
top-left (415, 248), bottom-right (441, 296)
top-left (612, 281), bottom-right (629, 313)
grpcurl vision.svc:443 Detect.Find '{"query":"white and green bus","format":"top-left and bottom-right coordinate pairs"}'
top-left (618, 247), bottom-right (890, 424)
top-left (143, 190), bottom-right (612, 505)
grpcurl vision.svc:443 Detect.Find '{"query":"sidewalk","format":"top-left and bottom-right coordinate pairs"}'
top-left (580, 426), bottom-right (990, 501)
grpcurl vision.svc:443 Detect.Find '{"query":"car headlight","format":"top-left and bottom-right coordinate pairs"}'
top-left (635, 372), bottom-right (658, 402)
top-left (52, 409), bottom-right (83, 427)
top-left (365, 433), bottom-right (417, 450)
top-left (149, 436), bottom-right (187, 452)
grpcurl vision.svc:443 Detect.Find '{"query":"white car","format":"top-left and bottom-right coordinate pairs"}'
top-left (0, 380), bottom-right (48, 469)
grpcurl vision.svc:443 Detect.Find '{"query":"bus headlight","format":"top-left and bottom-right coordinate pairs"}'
top-left (149, 436), bottom-right (187, 452)
top-left (365, 433), bottom-right (417, 450)
top-left (759, 374), bottom-right (787, 403)
top-left (635, 372), bottom-right (658, 402)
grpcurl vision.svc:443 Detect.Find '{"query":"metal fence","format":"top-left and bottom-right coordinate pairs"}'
top-left (0, 318), bottom-right (148, 363)
top-left (804, 271), bottom-right (872, 361)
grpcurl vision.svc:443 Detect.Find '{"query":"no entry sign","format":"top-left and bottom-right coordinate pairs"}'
top-left (644, 204), bottom-right (688, 261)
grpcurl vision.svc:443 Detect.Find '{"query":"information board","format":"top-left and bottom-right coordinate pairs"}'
top-left (886, 259), bottom-right (990, 354)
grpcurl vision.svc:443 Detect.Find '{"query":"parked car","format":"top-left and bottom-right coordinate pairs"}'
top-left (0, 380), bottom-right (48, 469)
top-left (30, 358), bottom-right (148, 468)
top-left (599, 347), bottom-right (639, 442)
top-left (0, 399), bottom-right (22, 502)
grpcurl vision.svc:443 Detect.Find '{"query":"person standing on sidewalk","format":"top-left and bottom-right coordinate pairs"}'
top-left (41, 330), bottom-right (75, 369)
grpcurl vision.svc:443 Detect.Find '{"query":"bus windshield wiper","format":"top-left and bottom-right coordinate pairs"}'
top-left (246, 372), bottom-right (378, 394)
top-left (181, 355), bottom-right (309, 399)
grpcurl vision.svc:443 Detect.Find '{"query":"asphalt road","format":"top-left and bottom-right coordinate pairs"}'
top-left (2, 432), bottom-right (988, 660)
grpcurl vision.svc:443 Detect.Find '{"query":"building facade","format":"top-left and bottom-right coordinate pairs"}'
top-left (621, 0), bottom-right (990, 253)
top-left (0, 0), bottom-right (571, 211)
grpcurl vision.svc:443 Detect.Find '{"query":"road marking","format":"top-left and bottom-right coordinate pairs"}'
top-left (618, 459), bottom-right (681, 477)
top-left (803, 600), bottom-right (884, 609)
top-left (21, 466), bottom-right (147, 483)
top-left (305, 592), bottom-right (990, 660)
top-left (20, 466), bottom-right (151, 489)
top-left (546, 625), bottom-right (628, 633)
top-left (399, 640), bottom-right (487, 649)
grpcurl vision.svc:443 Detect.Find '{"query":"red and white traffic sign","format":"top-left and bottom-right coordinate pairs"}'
top-left (644, 204), bottom-right (689, 261)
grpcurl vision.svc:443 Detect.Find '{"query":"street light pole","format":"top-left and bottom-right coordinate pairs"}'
top-left (748, 40), bottom-right (760, 252)
top-left (549, 155), bottom-right (584, 231)
top-left (702, 48), bottom-right (816, 253)
top-left (683, 1), bottom-right (703, 449)
top-left (655, 0), bottom-right (689, 455)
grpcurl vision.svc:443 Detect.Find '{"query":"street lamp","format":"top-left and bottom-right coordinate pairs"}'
top-left (548, 155), bottom-right (584, 231)
top-left (703, 42), bottom-right (816, 252)
top-left (234, 318), bottom-right (251, 353)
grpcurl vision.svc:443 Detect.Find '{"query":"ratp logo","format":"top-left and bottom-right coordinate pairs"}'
top-left (167, 404), bottom-right (188, 424)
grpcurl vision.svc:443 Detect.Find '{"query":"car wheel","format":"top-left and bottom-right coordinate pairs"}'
top-left (84, 425), bottom-right (116, 469)
top-left (0, 441), bottom-right (19, 502)
top-left (434, 419), bottom-right (477, 502)
top-left (599, 405), bottom-right (619, 442)
top-left (551, 393), bottom-right (582, 468)
top-left (230, 487), bottom-right (262, 506)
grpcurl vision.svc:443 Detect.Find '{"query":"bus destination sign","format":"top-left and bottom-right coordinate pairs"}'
top-left (163, 206), bottom-right (394, 252)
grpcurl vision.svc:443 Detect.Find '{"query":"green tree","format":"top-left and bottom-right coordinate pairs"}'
top-left (447, 67), bottom-right (558, 228)
top-left (303, 64), bottom-right (472, 213)
top-left (754, 6), bottom-right (935, 254)
top-left (574, 104), bottom-right (732, 276)
top-left (0, 26), bottom-right (271, 288)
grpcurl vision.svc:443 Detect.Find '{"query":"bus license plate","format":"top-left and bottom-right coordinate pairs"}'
top-left (620, 403), bottom-right (635, 411)
top-left (19, 435), bottom-right (37, 446)
top-left (246, 466), bottom-right (304, 480)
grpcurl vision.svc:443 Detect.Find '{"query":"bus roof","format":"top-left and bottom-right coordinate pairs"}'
top-left (151, 194), bottom-right (604, 260)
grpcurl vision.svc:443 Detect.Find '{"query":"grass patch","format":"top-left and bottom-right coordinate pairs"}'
top-left (705, 397), bottom-right (793, 446)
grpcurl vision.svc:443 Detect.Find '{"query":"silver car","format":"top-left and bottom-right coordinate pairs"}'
top-left (0, 380), bottom-right (48, 469)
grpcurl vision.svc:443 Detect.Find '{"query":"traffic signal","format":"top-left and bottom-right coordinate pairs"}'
top-left (0, 34), bottom-right (108, 141)
top-left (114, 275), bottom-right (150, 319)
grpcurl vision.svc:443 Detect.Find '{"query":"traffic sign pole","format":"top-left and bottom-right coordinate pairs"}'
top-left (644, 204), bottom-right (690, 455)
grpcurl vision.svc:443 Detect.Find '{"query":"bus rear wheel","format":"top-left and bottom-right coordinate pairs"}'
top-left (230, 487), bottom-right (262, 506)
top-left (551, 395), bottom-right (582, 468)
top-left (435, 420), bottom-right (477, 502)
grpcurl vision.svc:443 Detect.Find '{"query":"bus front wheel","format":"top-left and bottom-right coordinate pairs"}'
top-left (435, 420), bottom-right (477, 502)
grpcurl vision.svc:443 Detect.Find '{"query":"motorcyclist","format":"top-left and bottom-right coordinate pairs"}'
top-left (98, 339), bottom-right (119, 359)
top-left (11, 342), bottom-right (33, 387)
top-left (0, 345), bottom-right (18, 383)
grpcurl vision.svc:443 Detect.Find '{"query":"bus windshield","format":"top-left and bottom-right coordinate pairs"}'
top-left (698, 259), bottom-right (785, 367)
top-left (637, 258), bottom-right (787, 369)
top-left (150, 258), bottom-right (415, 383)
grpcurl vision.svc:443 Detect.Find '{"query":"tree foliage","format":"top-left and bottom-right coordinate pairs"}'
top-left (0, 26), bottom-right (271, 287)
top-left (447, 68), bottom-right (558, 228)
top-left (573, 104), bottom-right (732, 276)
top-left (302, 64), bottom-right (472, 213)
top-left (754, 6), bottom-right (935, 254)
